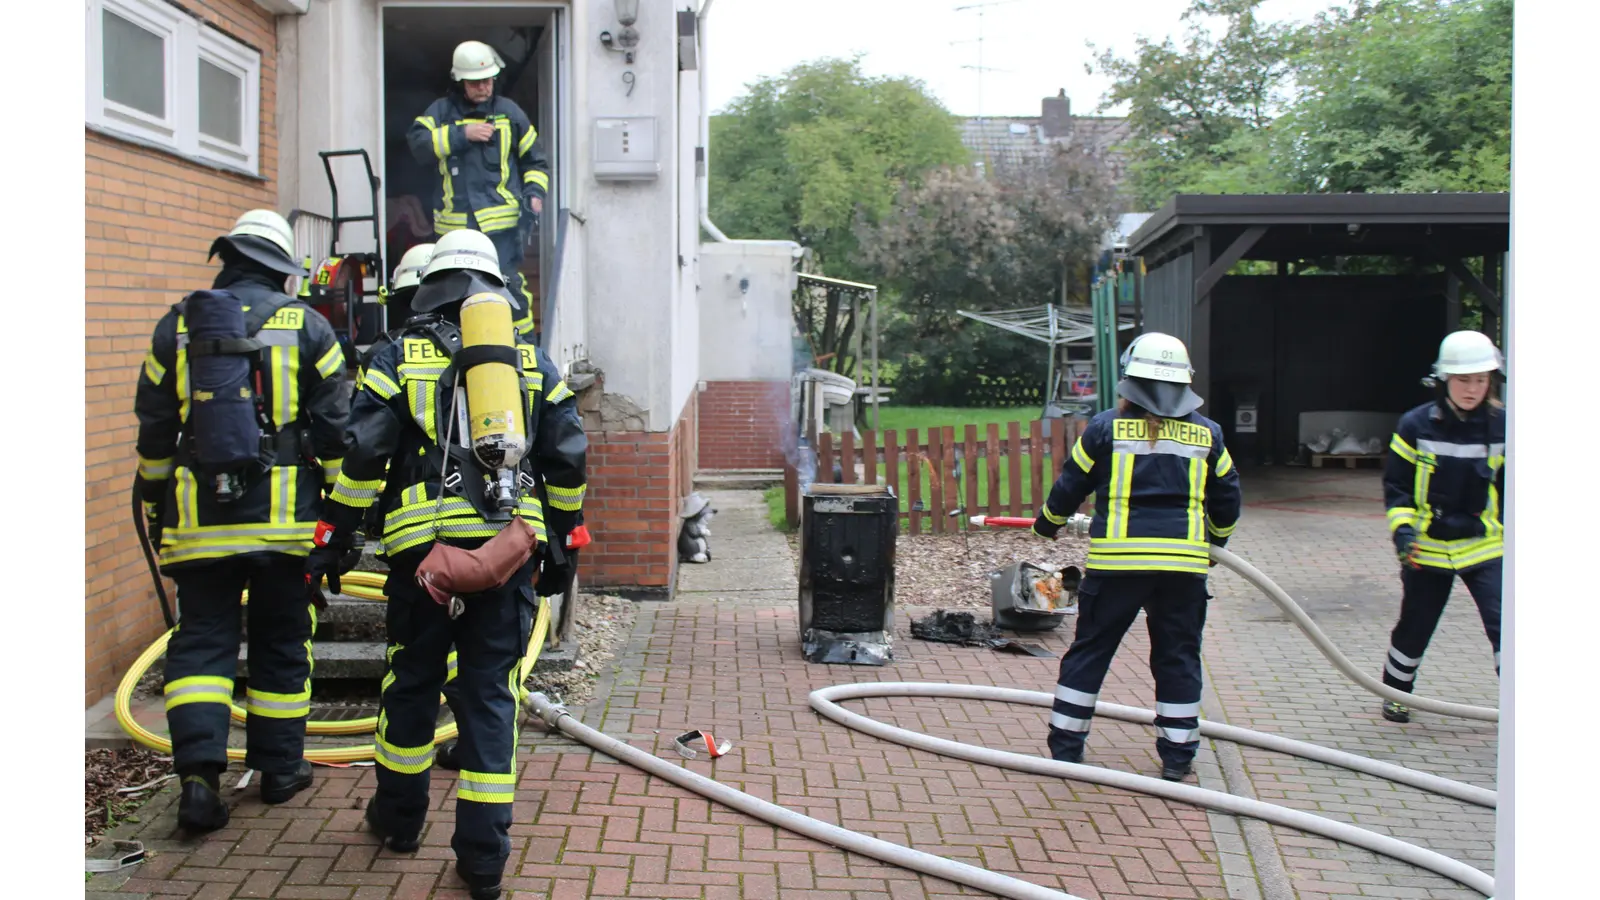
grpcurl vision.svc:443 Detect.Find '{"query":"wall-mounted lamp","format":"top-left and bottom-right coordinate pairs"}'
top-left (599, 0), bottom-right (642, 63)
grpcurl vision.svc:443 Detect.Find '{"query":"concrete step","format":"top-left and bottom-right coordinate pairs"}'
top-left (239, 596), bottom-right (387, 643)
top-left (694, 469), bottom-right (782, 491)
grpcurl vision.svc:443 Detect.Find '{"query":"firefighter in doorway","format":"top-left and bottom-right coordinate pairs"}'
top-left (407, 39), bottom-right (548, 340)
top-left (1379, 330), bottom-right (1505, 723)
top-left (134, 209), bottom-right (351, 832)
top-left (1032, 332), bottom-right (1242, 782)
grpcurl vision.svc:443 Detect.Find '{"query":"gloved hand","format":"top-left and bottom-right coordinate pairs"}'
top-left (1031, 513), bottom-right (1062, 540)
top-left (1393, 527), bottom-right (1420, 569)
top-left (305, 521), bottom-right (361, 608)
top-left (535, 540), bottom-right (578, 598)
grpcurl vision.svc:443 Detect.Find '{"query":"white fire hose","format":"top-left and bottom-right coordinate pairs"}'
top-left (525, 523), bottom-right (1499, 900)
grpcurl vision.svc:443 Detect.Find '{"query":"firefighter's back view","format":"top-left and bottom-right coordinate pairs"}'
top-left (315, 228), bottom-right (587, 900)
top-left (133, 209), bottom-right (352, 832)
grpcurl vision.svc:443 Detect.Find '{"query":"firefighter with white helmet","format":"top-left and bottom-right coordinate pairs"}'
top-left (322, 228), bottom-right (587, 899)
top-left (135, 209), bottom-right (350, 831)
top-left (1378, 329), bottom-right (1505, 723)
top-left (407, 40), bottom-right (548, 340)
top-left (1031, 331), bottom-right (1242, 781)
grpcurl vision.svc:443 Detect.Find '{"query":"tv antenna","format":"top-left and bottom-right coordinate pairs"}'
top-left (953, 0), bottom-right (1021, 166)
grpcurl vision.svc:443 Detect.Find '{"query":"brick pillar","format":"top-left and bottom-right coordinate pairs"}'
top-left (577, 378), bottom-right (699, 594)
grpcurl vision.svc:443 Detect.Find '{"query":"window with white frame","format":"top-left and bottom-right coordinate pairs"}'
top-left (86, 0), bottom-right (261, 176)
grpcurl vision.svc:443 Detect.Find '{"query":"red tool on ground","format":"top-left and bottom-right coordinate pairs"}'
top-left (967, 515), bottom-right (1034, 529)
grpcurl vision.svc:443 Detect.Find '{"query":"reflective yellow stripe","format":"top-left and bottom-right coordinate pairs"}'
top-left (1186, 456), bottom-right (1205, 543)
top-left (138, 456), bottom-right (173, 480)
top-left (1206, 516), bottom-right (1236, 539)
top-left (361, 369), bottom-right (401, 401)
top-left (165, 675), bottom-right (233, 710)
top-left (518, 125), bottom-right (538, 155)
top-left (1387, 506), bottom-right (1417, 533)
top-left (546, 484), bottom-right (586, 511)
top-left (1390, 433), bottom-right (1419, 465)
top-left (1069, 437), bottom-right (1093, 474)
top-left (1040, 505), bottom-right (1068, 525)
top-left (160, 539), bottom-right (314, 566)
top-left (322, 457), bottom-right (342, 485)
top-left (269, 465), bottom-right (296, 526)
top-left (1215, 447), bottom-right (1234, 478)
top-left (458, 770), bottom-right (516, 804)
top-left (331, 474), bottom-right (384, 508)
top-left (1413, 452), bottom-right (1435, 535)
top-left (141, 351), bottom-right (166, 385)
top-left (494, 119), bottom-right (517, 210)
top-left (446, 650), bottom-right (458, 685)
top-left (1106, 452), bottom-right (1134, 539)
top-left (523, 170), bottom-right (549, 191)
top-left (546, 380), bottom-right (575, 404)
top-left (269, 344), bottom-right (301, 429)
top-left (315, 343), bottom-right (345, 379)
top-left (375, 736), bottom-right (435, 775)
top-left (246, 687), bottom-right (311, 719)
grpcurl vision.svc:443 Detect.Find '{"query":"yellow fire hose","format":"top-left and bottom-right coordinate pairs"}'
top-left (112, 571), bottom-right (552, 764)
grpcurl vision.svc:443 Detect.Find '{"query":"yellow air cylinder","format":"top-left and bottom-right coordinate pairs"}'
top-left (459, 292), bottom-right (528, 480)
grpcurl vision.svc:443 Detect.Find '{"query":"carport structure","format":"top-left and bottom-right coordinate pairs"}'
top-left (1125, 193), bottom-right (1508, 465)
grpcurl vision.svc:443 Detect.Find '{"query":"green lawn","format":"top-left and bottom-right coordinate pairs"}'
top-left (866, 405), bottom-right (1038, 435)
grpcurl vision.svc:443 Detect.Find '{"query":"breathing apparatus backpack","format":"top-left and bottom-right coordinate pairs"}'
top-left (179, 288), bottom-right (297, 503)
top-left (401, 291), bottom-right (541, 525)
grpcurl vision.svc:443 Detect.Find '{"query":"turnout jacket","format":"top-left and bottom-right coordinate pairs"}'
top-left (1384, 399), bottom-right (1506, 571)
top-left (134, 269), bottom-right (351, 569)
top-left (407, 92), bottom-right (549, 238)
top-left (1038, 408), bottom-right (1242, 577)
top-left (323, 318), bottom-right (587, 558)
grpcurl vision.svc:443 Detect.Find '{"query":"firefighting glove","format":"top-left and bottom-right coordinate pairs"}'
top-left (306, 521), bottom-right (361, 608)
top-left (1393, 527), bottom-right (1420, 569)
top-left (136, 475), bottom-right (167, 549)
top-left (1031, 512), bottom-right (1062, 540)
top-left (536, 540), bottom-right (578, 597)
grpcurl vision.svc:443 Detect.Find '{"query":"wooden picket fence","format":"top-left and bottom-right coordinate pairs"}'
top-left (784, 419), bottom-right (1090, 535)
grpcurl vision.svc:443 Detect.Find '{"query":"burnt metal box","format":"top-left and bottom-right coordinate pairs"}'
top-left (798, 483), bottom-right (898, 665)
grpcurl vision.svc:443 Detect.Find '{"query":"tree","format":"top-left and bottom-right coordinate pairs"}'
top-left (1090, 0), bottom-right (1511, 203)
top-left (709, 56), bottom-right (971, 280)
top-left (1087, 0), bottom-right (1300, 207)
top-left (855, 148), bottom-right (1118, 406)
top-left (1270, 0), bottom-right (1512, 193)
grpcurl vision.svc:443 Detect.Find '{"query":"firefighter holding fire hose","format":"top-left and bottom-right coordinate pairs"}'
top-left (1031, 332), bottom-right (1242, 782)
top-left (408, 39), bottom-right (548, 340)
top-left (314, 228), bottom-right (586, 900)
top-left (133, 209), bottom-right (351, 832)
top-left (1378, 330), bottom-right (1505, 724)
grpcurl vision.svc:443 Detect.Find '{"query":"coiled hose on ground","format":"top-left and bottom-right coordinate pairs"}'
top-left (116, 543), bottom-right (1497, 898)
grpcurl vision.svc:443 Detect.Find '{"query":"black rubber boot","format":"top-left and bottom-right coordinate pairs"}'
top-left (1160, 761), bottom-right (1193, 782)
top-left (365, 804), bottom-right (421, 853)
top-left (1382, 700), bottom-right (1411, 723)
top-left (435, 740), bottom-right (461, 772)
top-left (260, 760), bottom-right (314, 804)
top-left (176, 770), bottom-right (229, 834)
top-left (456, 861), bottom-right (503, 900)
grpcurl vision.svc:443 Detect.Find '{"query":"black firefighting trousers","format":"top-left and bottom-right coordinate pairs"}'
top-left (1047, 573), bottom-right (1210, 768)
top-left (163, 555), bottom-right (315, 775)
top-left (366, 545), bottom-right (537, 878)
top-left (1382, 556), bottom-right (1502, 693)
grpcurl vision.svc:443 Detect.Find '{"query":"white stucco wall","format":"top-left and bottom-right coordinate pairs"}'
top-left (698, 241), bottom-right (802, 382)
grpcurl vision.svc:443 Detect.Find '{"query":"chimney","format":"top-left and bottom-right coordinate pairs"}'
top-left (1041, 88), bottom-right (1072, 138)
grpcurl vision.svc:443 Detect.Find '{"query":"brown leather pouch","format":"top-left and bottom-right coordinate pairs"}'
top-left (415, 516), bottom-right (540, 604)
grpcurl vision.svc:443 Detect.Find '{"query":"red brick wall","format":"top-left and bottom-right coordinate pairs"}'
top-left (697, 380), bottom-right (788, 470)
top-left (85, 0), bottom-right (280, 707)
top-left (584, 394), bottom-right (698, 591)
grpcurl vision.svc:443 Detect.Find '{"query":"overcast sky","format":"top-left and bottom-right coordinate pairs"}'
top-left (704, 0), bottom-right (1348, 119)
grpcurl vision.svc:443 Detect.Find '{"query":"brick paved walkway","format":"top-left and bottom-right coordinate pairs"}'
top-left (87, 469), bottom-right (1499, 899)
